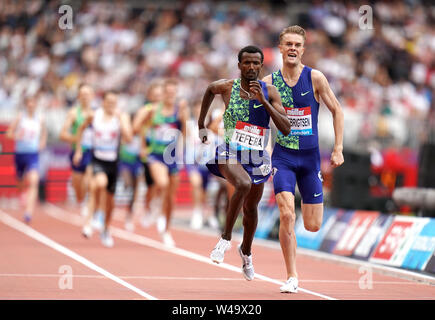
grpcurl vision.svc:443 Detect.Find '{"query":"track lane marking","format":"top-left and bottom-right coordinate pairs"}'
top-left (0, 274), bottom-right (249, 281)
top-left (45, 203), bottom-right (337, 300)
top-left (0, 209), bottom-right (157, 300)
top-left (0, 273), bottom-right (428, 285)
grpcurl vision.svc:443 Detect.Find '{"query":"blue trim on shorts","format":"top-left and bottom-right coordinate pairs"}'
top-left (272, 143), bottom-right (323, 203)
top-left (119, 159), bottom-right (143, 177)
top-left (69, 149), bottom-right (92, 173)
top-left (147, 152), bottom-right (179, 175)
top-left (206, 143), bottom-right (272, 185)
top-left (14, 152), bottom-right (39, 179)
top-left (186, 164), bottom-right (211, 190)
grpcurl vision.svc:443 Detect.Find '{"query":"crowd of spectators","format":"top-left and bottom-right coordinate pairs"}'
top-left (0, 0), bottom-right (433, 151)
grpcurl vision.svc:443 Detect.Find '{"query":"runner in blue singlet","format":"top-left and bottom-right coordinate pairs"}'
top-left (263, 26), bottom-right (344, 293)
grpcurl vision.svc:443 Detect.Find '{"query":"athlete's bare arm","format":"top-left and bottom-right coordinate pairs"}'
top-left (73, 111), bottom-right (94, 166)
top-left (59, 107), bottom-right (78, 144)
top-left (120, 111), bottom-right (133, 144)
top-left (139, 126), bottom-right (148, 160)
top-left (250, 81), bottom-right (290, 136)
top-left (178, 99), bottom-right (189, 139)
top-left (262, 74), bottom-right (273, 85)
top-left (132, 104), bottom-right (155, 135)
top-left (208, 108), bottom-right (224, 136)
top-left (39, 117), bottom-right (47, 151)
top-left (261, 75), bottom-right (278, 143)
top-left (198, 79), bottom-right (232, 143)
top-left (312, 69), bottom-right (344, 167)
top-left (6, 112), bottom-right (22, 140)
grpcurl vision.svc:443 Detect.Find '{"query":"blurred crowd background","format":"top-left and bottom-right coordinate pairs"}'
top-left (0, 0), bottom-right (433, 150)
top-left (0, 0), bottom-right (434, 214)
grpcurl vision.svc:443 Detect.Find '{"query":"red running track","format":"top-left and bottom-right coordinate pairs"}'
top-left (0, 203), bottom-right (434, 300)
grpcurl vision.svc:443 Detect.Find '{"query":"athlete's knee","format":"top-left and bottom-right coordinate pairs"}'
top-left (96, 176), bottom-right (108, 189)
top-left (242, 203), bottom-right (258, 220)
top-left (234, 179), bottom-right (251, 195)
top-left (27, 171), bottom-right (39, 187)
top-left (89, 178), bottom-right (97, 192)
top-left (277, 200), bottom-right (295, 226)
top-left (304, 219), bottom-right (321, 232)
top-left (280, 211), bottom-right (296, 229)
top-left (155, 177), bottom-right (169, 190)
top-left (243, 203), bottom-right (258, 215)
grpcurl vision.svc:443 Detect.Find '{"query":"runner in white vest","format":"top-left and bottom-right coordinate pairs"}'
top-left (73, 91), bottom-right (132, 247)
top-left (7, 95), bottom-right (47, 223)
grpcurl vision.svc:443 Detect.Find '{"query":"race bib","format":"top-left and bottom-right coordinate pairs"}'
top-left (81, 127), bottom-right (93, 148)
top-left (17, 127), bottom-right (38, 141)
top-left (153, 123), bottom-right (178, 143)
top-left (94, 129), bottom-right (119, 161)
top-left (231, 121), bottom-right (265, 151)
top-left (285, 106), bottom-right (312, 136)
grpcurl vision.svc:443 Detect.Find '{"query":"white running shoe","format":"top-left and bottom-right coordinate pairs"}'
top-left (161, 232), bottom-right (175, 247)
top-left (280, 277), bottom-right (299, 293)
top-left (100, 229), bottom-right (114, 248)
top-left (238, 244), bottom-right (255, 281)
top-left (82, 224), bottom-right (93, 238)
top-left (125, 218), bottom-right (134, 232)
top-left (190, 211), bottom-right (203, 230)
top-left (92, 210), bottom-right (105, 231)
top-left (141, 214), bottom-right (155, 228)
top-left (80, 204), bottom-right (88, 217)
top-left (156, 215), bottom-right (166, 234)
top-left (207, 215), bottom-right (219, 230)
top-left (210, 238), bottom-right (231, 264)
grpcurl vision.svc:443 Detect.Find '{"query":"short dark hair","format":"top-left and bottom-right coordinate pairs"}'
top-left (164, 77), bottom-right (178, 87)
top-left (103, 90), bottom-right (117, 99)
top-left (238, 45), bottom-right (264, 63)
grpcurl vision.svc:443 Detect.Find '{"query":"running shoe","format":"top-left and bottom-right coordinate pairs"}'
top-left (23, 212), bottom-right (32, 224)
top-left (80, 204), bottom-right (88, 217)
top-left (207, 215), bottom-right (220, 230)
top-left (92, 210), bottom-right (105, 231)
top-left (190, 210), bottom-right (203, 230)
top-left (125, 217), bottom-right (134, 232)
top-left (161, 232), bottom-right (175, 247)
top-left (156, 215), bottom-right (166, 234)
top-left (280, 277), bottom-right (298, 293)
top-left (238, 244), bottom-right (255, 281)
top-left (210, 238), bottom-right (231, 264)
top-left (100, 229), bottom-right (114, 248)
top-left (141, 213), bottom-right (155, 228)
top-left (82, 224), bottom-right (93, 238)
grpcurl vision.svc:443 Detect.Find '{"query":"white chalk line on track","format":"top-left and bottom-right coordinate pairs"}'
top-left (157, 211), bottom-right (435, 286)
top-left (0, 274), bottom-right (246, 281)
top-left (0, 273), bottom-right (428, 285)
top-left (44, 203), bottom-right (337, 300)
top-left (0, 209), bottom-right (157, 300)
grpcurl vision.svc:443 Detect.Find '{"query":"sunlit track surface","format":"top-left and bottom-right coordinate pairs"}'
top-left (0, 204), bottom-right (434, 300)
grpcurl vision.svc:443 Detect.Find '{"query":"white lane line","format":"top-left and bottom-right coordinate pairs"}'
top-left (161, 214), bottom-right (435, 286)
top-left (1, 273), bottom-right (427, 285)
top-left (0, 209), bottom-right (157, 300)
top-left (0, 274), bottom-right (246, 281)
top-left (45, 203), bottom-right (338, 300)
